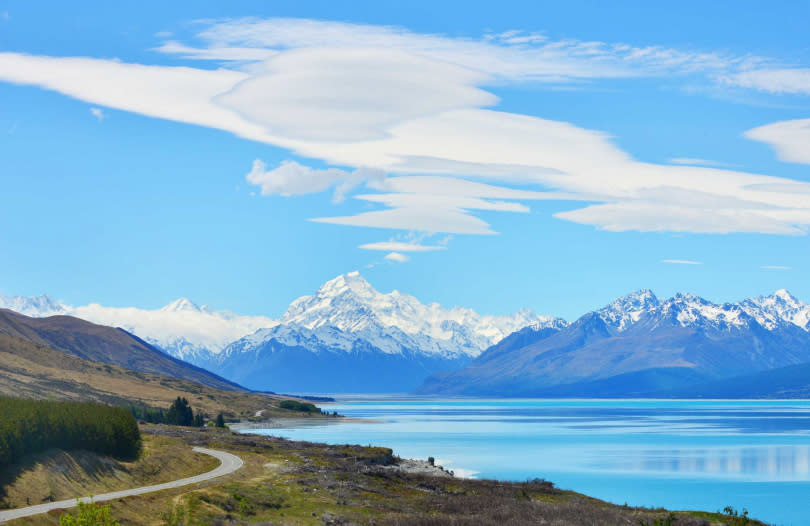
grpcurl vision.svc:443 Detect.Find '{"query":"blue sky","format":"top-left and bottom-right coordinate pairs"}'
top-left (1, 0), bottom-right (809, 320)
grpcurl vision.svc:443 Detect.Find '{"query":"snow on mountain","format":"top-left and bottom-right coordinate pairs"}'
top-left (652, 293), bottom-right (753, 331)
top-left (739, 289), bottom-right (810, 331)
top-left (4, 275), bottom-right (808, 379)
top-left (598, 289), bottom-right (660, 331)
top-left (0, 272), bottom-right (555, 365)
top-left (67, 301), bottom-right (277, 361)
top-left (0, 292), bottom-right (277, 362)
top-left (0, 293), bottom-right (68, 317)
top-left (595, 289), bottom-right (810, 333)
top-left (273, 271), bottom-right (563, 358)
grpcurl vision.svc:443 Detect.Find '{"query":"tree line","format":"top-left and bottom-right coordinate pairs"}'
top-left (0, 397), bottom-right (141, 469)
top-left (129, 397), bottom-right (226, 428)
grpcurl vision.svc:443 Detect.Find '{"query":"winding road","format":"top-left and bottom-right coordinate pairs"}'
top-left (0, 447), bottom-right (243, 522)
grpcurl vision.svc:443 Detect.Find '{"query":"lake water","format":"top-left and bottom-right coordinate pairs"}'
top-left (246, 399), bottom-right (810, 525)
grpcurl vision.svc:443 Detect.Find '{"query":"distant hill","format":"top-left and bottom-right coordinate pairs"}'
top-left (0, 309), bottom-right (242, 392)
top-left (417, 290), bottom-right (810, 397)
top-left (0, 331), bottom-right (285, 418)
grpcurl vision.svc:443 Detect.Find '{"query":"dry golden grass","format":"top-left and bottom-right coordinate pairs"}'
top-left (0, 434), bottom-right (216, 510)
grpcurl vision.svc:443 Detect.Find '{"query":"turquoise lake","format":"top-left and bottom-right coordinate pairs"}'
top-left (247, 399), bottom-right (810, 525)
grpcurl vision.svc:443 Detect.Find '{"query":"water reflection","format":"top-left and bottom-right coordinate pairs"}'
top-left (587, 445), bottom-right (810, 480)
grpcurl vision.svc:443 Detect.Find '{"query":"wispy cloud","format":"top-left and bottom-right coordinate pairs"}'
top-left (761, 265), bottom-right (792, 270)
top-left (745, 119), bottom-right (810, 165)
top-left (90, 107), bottom-right (105, 122)
top-left (721, 68), bottom-right (810, 96)
top-left (161, 18), bottom-right (767, 82)
top-left (384, 252), bottom-right (410, 263)
top-left (359, 241), bottom-right (446, 252)
top-left (669, 157), bottom-right (737, 168)
top-left (662, 259), bottom-right (703, 265)
top-left (246, 160), bottom-right (384, 203)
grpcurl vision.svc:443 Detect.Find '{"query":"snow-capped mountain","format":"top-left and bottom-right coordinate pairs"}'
top-left (0, 272), bottom-right (559, 386)
top-left (597, 289), bottom-right (660, 331)
top-left (419, 288), bottom-right (810, 397)
top-left (5, 278), bottom-right (809, 395)
top-left (275, 271), bottom-right (562, 358)
top-left (0, 293), bottom-right (67, 317)
top-left (739, 289), bottom-right (810, 331)
top-left (211, 272), bottom-right (563, 392)
top-left (598, 289), bottom-right (810, 333)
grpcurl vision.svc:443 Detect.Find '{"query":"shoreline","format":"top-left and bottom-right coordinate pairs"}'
top-left (228, 414), bottom-right (381, 431)
top-left (231, 415), bottom-right (474, 479)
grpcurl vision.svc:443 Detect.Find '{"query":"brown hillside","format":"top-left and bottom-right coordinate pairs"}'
top-left (0, 332), bottom-right (298, 419)
top-left (0, 309), bottom-right (240, 391)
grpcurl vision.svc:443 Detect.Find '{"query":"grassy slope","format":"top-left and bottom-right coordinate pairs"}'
top-left (0, 434), bottom-right (217, 509)
top-left (0, 332), bottom-right (322, 419)
top-left (5, 426), bottom-right (767, 526)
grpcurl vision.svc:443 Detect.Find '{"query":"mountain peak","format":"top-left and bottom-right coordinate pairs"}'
top-left (741, 289), bottom-right (810, 331)
top-left (317, 271), bottom-right (376, 298)
top-left (773, 289), bottom-right (799, 302)
top-left (0, 293), bottom-right (66, 317)
top-left (671, 292), bottom-right (706, 303)
top-left (161, 297), bottom-right (202, 312)
top-left (598, 288), bottom-right (660, 331)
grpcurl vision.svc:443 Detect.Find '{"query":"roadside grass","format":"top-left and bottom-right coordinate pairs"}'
top-left (0, 434), bottom-right (217, 510)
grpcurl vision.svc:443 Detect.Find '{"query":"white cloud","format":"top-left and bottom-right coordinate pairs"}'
top-left (171, 17), bottom-right (758, 81)
top-left (0, 21), bottom-right (809, 240)
top-left (384, 252), bottom-right (410, 263)
top-left (215, 47), bottom-right (496, 142)
top-left (154, 40), bottom-right (277, 62)
top-left (662, 259), bottom-right (703, 265)
top-left (359, 241), bottom-right (446, 252)
top-left (246, 160), bottom-right (384, 203)
top-left (721, 68), bottom-right (810, 95)
top-left (90, 107), bottom-right (105, 121)
top-left (745, 119), bottom-right (810, 165)
top-left (761, 265), bottom-right (792, 270)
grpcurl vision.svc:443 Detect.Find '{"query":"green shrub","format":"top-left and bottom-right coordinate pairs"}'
top-left (639, 513), bottom-right (677, 526)
top-left (0, 397), bottom-right (141, 468)
top-left (59, 501), bottom-right (119, 526)
top-left (278, 400), bottom-right (321, 413)
top-left (722, 506), bottom-right (750, 526)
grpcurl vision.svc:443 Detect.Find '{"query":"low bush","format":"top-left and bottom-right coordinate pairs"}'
top-left (279, 400), bottom-right (321, 413)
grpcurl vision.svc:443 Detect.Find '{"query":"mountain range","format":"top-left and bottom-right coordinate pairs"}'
top-left (417, 289), bottom-right (810, 397)
top-left (1, 272), bottom-right (559, 392)
top-left (4, 276), bottom-right (810, 396)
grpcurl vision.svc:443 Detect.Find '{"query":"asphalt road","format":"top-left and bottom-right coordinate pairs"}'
top-left (0, 447), bottom-right (244, 522)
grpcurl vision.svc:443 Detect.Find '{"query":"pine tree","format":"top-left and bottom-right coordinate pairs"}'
top-left (215, 413), bottom-right (226, 428)
top-left (166, 397), bottom-right (194, 426)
